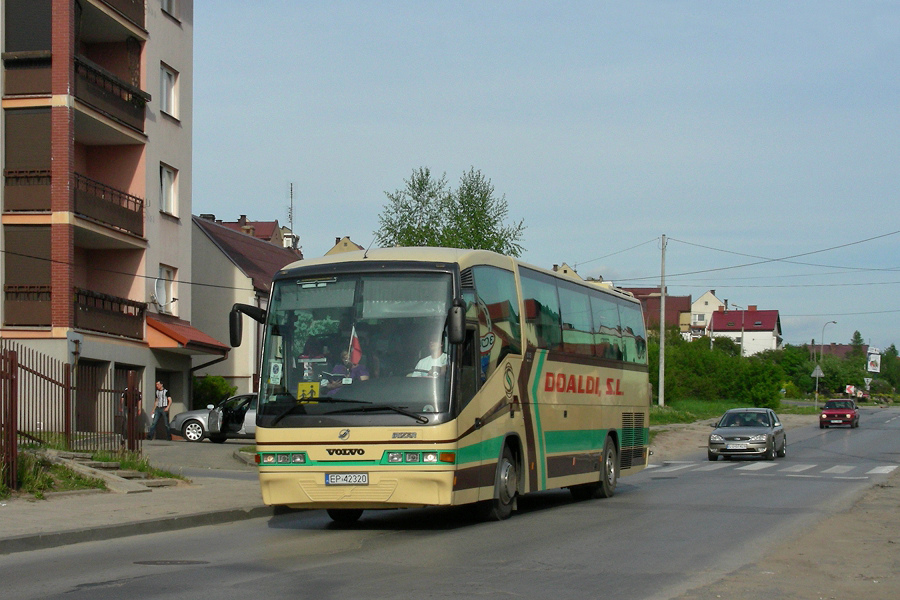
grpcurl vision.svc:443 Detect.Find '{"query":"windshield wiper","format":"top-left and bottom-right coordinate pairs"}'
top-left (327, 404), bottom-right (429, 424)
top-left (269, 396), bottom-right (372, 426)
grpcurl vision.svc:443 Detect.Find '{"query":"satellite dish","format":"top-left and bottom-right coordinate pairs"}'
top-left (153, 278), bottom-right (168, 307)
top-left (152, 278), bottom-right (177, 311)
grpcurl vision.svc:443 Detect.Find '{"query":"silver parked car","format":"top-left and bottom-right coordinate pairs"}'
top-left (169, 394), bottom-right (257, 443)
top-left (708, 407), bottom-right (786, 461)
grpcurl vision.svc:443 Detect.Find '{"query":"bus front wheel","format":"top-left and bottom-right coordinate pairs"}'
top-left (482, 446), bottom-right (518, 521)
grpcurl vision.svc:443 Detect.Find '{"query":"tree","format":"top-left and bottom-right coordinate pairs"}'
top-left (374, 167), bottom-right (450, 248)
top-left (375, 167), bottom-right (526, 256)
top-left (192, 375), bottom-right (236, 410)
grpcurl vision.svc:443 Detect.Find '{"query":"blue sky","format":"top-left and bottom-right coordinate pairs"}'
top-left (192, 1), bottom-right (900, 351)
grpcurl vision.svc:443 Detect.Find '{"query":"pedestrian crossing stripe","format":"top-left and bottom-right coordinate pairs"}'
top-left (647, 463), bottom-right (897, 476)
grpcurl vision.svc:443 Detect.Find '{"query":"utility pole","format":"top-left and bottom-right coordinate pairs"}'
top-left (658, 234), bottom-right (666, 407)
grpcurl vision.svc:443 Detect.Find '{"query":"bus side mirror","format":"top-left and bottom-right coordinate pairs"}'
top-left (448, 299), bottom-right (465, 345)
top-left (230, 303), bottom-right (267, 347)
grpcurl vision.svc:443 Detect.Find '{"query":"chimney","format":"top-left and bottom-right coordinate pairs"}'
top-left (748, 305), bottom-right (757, 311)
top-left (199, 213), bottom-right (216, 221)
top-left (238, 215), bottom-right (247, 226)
top-left (335, 237), bottom-right (341, 245)
top-left (553, 264), bottom-right (559, 271)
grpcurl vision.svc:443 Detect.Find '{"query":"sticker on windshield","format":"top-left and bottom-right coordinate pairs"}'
top-left (269, 361), bottom-right (283, 384)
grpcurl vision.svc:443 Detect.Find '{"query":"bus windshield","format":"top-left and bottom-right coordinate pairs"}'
top-left (258, 271), bottom-right (454, 427)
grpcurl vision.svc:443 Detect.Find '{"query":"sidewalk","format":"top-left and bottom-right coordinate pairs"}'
top-left (0, 441), bottom-right (271, 555)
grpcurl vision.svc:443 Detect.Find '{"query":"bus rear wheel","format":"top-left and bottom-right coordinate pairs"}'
top-left (596, 436), bottom-right (618, 498)
top-left (481, 446), bottom-right (517, 521)
top-left (327, 508), bottom-right (363, 524)
top-left (569, 436), bottom-right (618, 500)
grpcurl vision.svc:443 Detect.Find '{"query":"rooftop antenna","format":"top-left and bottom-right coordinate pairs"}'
top-left (363, 237), bottom-right (376, 259)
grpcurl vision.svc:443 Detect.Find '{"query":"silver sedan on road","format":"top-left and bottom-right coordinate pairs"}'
top-left (708, 407), bottom-right (786, 461)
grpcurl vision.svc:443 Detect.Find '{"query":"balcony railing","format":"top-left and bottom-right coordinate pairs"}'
top-left (3, 286), bottom-right (52, 327)
top-left (74, 55), bottom-right (150, 132)
top-left (74, 288), bottom-right (146, 340)
top-left (101, 0), bottom-right (146, 29)
top-left (74, 173), bottom-right (144, 237)
top-left (3, 170), bottom-right (51, 212)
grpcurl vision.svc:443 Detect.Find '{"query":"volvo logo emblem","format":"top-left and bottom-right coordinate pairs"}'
top-left (326, 448), bottom-right (364, 456)
top-left (338, 429), bottom-right (350, 440)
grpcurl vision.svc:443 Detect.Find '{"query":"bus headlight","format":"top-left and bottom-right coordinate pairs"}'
top-left (422, 452), bottom-right (438, 463)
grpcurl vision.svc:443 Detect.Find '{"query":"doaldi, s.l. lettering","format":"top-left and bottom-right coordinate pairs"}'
top-left (543, 373), bottom-right (624, 396)
top-left (326, 448), bottom-right (365, 456)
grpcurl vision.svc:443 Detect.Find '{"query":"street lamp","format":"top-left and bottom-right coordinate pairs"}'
top-left (820, 320), bottom-right (837, 364)
top-left (731, 304), bottom-right (745, 357)
top-left (815, 320), bottom-right (837, 409)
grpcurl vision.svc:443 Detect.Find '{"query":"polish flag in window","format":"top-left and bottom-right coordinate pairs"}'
top-left (348, 325), bottom-right (362, 366)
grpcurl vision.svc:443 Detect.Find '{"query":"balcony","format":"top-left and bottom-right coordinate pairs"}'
top-left (99, 0), bottom-right (146, 29)
top-left (74, 287), bottom-right (146, 339)
top-left (3, 286), bottom-right (52, 327)
top-left (74, 173), bottom-right (144, 237)
top-left (74, 55), bottom-right (150, 133)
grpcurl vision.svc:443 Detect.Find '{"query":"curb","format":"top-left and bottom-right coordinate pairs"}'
top-left (0, 505), bottom-right (274, 556)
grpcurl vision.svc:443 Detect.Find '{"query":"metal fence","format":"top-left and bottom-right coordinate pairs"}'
top-left (0, 341), bottom-right (142, 490)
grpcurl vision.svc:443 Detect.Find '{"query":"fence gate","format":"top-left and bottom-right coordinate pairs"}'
top-left (0, 341), bottom-right (142, 491)
top-left (1, 350), bottom-right (18, 490)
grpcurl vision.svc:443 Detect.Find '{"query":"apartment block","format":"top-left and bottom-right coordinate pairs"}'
top-left (1, 1), bottom-right (225, 415)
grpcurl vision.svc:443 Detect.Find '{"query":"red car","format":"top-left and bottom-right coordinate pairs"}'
top-left (819, 400), bottom-right (860, 429)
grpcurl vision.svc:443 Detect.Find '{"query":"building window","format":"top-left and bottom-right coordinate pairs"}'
top-left (156, 265), bottom-right (177, 315)
top-left (159, 163), bottom-right (177, 215)
top-left (160, 63), bottom-right (178, 118)
top-left (161, 0), bottom-right (177, 19)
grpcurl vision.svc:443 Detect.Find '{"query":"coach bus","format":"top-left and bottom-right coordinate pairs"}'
top-left (230, 247), bottom-right (650, 523)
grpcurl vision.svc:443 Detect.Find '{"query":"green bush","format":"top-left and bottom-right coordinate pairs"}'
top-left (192, 375), bottom-right (237, 410)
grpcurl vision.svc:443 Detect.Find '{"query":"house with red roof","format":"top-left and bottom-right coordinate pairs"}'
top-left (620, 288), bottom-right (692, 336)
top-left (709, 305), bottom-right (782, 356)
top-left (191, 215), bottom-right (303, 396)
top-left (199, 214), bottom-right (301, 253)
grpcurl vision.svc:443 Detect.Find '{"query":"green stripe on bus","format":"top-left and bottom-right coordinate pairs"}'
top-left (457, 435), bottom-right (505, 466)
top-left (530, 350), bottom-right (548, 489)
top-left (544, 429), bottom-right (609, 454)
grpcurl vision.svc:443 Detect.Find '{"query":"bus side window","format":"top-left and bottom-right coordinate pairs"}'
top-left (458, 327), bottom-right (480, 411)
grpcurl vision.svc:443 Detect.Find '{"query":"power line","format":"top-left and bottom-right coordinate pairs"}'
top-left (0, 248), bottom-right (256, 293)
top-left (574, 237), bottom-right (659, 268)
top-left (617, 229), bottom-right (900, 282)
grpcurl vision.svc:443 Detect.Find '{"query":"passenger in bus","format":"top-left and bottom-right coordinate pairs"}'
top-left (326, 349), bottom-right (370, 392)
top-left (409, 339), bottom-right (447, 377)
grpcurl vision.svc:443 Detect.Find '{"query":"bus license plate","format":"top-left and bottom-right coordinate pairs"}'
top-left (726, 444), bottom-right (747, 450)
top-left (325, 473), bottom-right (368, 486)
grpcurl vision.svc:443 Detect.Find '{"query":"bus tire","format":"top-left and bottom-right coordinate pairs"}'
top-left (327, 508), bottom-right (363, 524)
top-left (596, 436), bottom-right (618, 499)
top-left (482, 446), bottom-right (518, 521)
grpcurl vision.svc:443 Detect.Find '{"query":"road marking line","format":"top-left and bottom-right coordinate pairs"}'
top-left (867, 465), bottom-right (898, 475)
top-left (822, 465), bottom-right (854, 474)
top-left (695, 463), bottom-right (731, 471)
top-left (656, 463), bottom-right (697, 473)
top-left (736, 462), bottom-right (778, 471)
top-left (780, 464), bottom-right (816, 473)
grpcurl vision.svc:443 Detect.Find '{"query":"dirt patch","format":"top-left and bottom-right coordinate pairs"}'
top-left (650, 414), bottom-right (900, 600)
